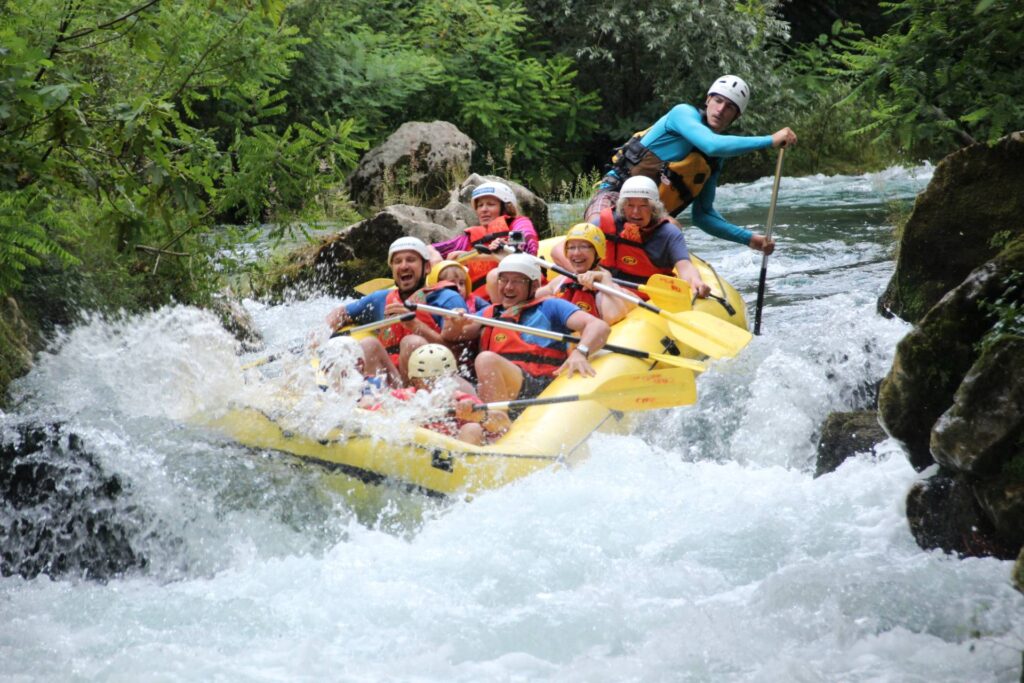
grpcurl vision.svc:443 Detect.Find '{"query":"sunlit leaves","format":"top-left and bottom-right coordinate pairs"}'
top-left (829, 0), bottom-right (1024, 154)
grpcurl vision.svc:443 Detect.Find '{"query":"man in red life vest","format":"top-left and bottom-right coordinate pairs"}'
top-left (325, 236), bottom-right (468, 387)
top-left (443, 254), bottom-right (610, 403)
top-left (553, 176), bottom-right (712, 298)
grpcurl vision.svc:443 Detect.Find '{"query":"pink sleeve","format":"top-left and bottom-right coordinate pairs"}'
top-left (511, 216), bottom-right (540, 255)
top-left (432, 232), bottom-right (472, 257)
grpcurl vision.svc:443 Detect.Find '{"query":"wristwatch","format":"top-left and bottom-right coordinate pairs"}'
top-left (575, 343), bottom-right (590, 358)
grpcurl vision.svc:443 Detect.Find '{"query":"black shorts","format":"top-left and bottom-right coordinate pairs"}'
top-left (517, 372), bottom-right (553, 401)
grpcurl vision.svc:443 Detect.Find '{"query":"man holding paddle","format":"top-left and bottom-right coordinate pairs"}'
top-left (441, 254), bottom-right (610, 403)
top-left (584, 74), bottom-right (797, 255)
top-left (324, 236), bottom-right (468, 387)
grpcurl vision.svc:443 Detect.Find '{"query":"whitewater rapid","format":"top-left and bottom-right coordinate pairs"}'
top-left (3, 163), bottom-right (1022, 682)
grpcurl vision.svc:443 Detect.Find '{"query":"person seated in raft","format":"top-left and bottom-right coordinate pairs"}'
top-left (361, 344), bottom-right (510, 445)
top-left (324, 236), bottom-right (470, 389)
top-left (426, 181), bottom-right (539, 301)
top-left (426, 259), bottom-right (488, 379)
top-left (552, 175), bottom-right (712, 299)
top-left (583, 74), bottom-right (796, 254)
top-left (441, 254), bottom-right (611, 404)
top-left (533, 223), bottom-right (635, 326)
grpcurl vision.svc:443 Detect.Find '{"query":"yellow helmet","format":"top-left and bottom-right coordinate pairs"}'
top-left (426, 260), bottom-right (470, 288)
top-left (564, 223), bottom-right (606, 261)
top-left (408, 343), bottom-right (457, 379)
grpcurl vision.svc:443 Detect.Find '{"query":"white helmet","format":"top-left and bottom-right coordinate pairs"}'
top-left (408, 343), bottom-right (457, 379)
top-left (707, 75), bottom-right (750, 114)
top-left (471, 181), bottom-right (517, 209)
top-left (387, 235), bottom-right (430, 262)
top-left (495, 253), bottom-right (542, 282)
top-left (618, 175), bottom-right (660, 202)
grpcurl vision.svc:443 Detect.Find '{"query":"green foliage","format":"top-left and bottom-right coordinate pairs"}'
top-left (770, 20), bottom-right (905, 176)
top-left (830, 0), bottom-right (1024, 156)
top-left (522, 0), bottom-right (792, 139)
top-left (0, 0), bottom-right (367, 305)
top-left (977, 271), bottom-right (1024, 356)
top-left (0, 189), bottom-right (78, 294)
top-left (281, 0), bottom-right (599, 190)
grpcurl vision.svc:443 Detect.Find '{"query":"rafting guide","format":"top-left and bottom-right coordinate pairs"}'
top-left (586, 74), bottom-right (797, 255)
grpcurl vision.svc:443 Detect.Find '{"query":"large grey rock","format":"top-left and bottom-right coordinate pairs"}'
top-left (878, 238), bottom-right (1024, 471)
top-left (348, 121), bottom-right (474, 211)
top-left (268, 204), bottom-right (466, 298)
top-left (814, 410), bottom-right (887, 478)
top-left (931, 335), bottom-right (1024, 476)
top-left (905, 469), bottom-right (1017, 559)
top-left (879, 131), bottom-right (1024, 323)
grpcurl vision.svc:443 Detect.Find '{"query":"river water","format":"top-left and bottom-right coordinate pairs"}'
top-left (3, 164), bottom-right (1023, 681)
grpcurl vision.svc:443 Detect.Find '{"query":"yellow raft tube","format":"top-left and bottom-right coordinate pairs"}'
top-left (208, 241), bottom-right (748, 498)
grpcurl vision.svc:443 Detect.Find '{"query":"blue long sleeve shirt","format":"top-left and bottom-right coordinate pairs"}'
top-left (638, 104), bottom-right (773, 246)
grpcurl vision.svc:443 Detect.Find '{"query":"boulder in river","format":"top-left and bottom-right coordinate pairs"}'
top-left (347, 121), bottom-right (474, 212)
top-left (1, 422), bottom-right (150, 581)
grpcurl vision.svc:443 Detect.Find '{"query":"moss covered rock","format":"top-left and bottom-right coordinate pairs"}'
top-left (0, 298), bottom-right (35, 405)
top-left (879, 131), bottom-right (1024, 323)
top-left (879, 237), bottom-right (1024, 470)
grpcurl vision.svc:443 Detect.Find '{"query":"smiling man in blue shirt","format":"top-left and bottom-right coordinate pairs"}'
top-left (325, 236), bottom-right (467, 387)
top-left (586, 75), bottom-right (797, 255)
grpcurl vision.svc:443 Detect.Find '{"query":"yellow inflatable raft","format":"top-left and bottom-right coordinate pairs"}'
top-left (207, 241), bottom-right (749, 498)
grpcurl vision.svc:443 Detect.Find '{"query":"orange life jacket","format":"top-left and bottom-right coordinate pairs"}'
top-left (479, 299), bottom-right (567, 378)
top-left (555, 279), bottom-right (599, 317)
top-left (376, 286), bottom-right (445, 363)
top-left (598, 207), bottom-right (675, 286)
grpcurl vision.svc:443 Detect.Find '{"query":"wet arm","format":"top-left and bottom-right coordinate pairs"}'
top-left (664, 104), bottom-right (773, 158)
top-left (690, 171), bottom-right (755, 246)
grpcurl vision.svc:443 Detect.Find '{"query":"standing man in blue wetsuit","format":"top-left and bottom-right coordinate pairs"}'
top-left (585, 75), bottom-right (797, 255)
top-left (325, 236), bottom-right (469, 388)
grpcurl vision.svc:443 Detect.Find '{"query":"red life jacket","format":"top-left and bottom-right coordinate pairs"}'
top-left (598, 207), bottom-right (675, 286)
top-left (464, 216), bottom-right (513, 296)
top-left (555, 279), bottom-right (599, 317)
top-left (479, 299), bottom-right (567, 378)
top-left (376, 286), bottom-right (445, 363)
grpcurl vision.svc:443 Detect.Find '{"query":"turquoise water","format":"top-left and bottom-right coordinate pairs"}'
top-left (3, 163), bottom-right (1023, 682)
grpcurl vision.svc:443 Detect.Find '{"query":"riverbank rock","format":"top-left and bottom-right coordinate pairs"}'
top-left (0, 298), bottom-right (34, 405)
top-left (879, 238), bottom-right (1024, 470)
top-left (905, 469), bottom-right (1017, 559)
top-left (347, 121), bottom-right (474, 212)
top-left (814, 410), bottom-right (887, 477)
top-left (267, 204), bottom-right (466, 298)
top-left (879, 131), bottom-right (1024, 323)
top-left (0, 422), bottom-right (150, 580)
top-left (876, 134), bottom-right (1024, 563)
top-left (263, 175), bottom-right (549, 298)
top-left (209, 290), bottom-right (264, 353)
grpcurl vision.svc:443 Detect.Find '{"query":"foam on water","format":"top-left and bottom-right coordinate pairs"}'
top-left (2, 164), bottom-right (1022, 681)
